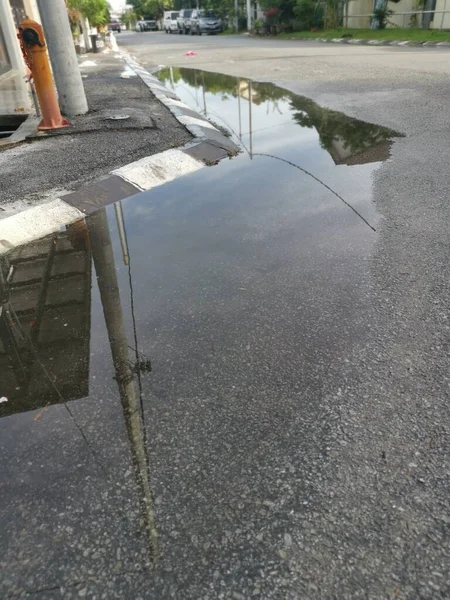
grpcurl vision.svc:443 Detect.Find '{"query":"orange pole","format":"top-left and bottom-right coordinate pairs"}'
top-left (18, 18), bottom-right (70, 131)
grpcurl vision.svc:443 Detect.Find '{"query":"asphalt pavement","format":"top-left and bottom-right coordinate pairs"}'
top-left (0, 51), bottom-right (191, 219)
top-left (2, 32), bottom-right (450, 599)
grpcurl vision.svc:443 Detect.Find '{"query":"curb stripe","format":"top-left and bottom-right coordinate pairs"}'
top-left (0, 200), bottom-right (84, 255)
top-left (0, 40), bottom-right (240, 256)
top-left (112, 148), bottom-right (204, 191)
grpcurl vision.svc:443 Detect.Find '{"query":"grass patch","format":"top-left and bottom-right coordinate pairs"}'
top-left (276, 28), bottom-right (450, 42)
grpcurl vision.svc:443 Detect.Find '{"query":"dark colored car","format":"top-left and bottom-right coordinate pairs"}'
top-left (109, 20), bottom-right (121, 33)
top-left (136, 19), bottom-right (157, 32)
top-left (177, 9), bottom-right (193, 34)
top-left (189, 10), bottom-right (223, 35)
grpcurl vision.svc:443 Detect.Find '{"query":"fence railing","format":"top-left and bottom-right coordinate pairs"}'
top-left (344, 6), bottom-right (450, 30)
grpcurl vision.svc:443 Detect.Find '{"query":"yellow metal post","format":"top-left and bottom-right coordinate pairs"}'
top-left (18, 18), bottom-right (70, 131)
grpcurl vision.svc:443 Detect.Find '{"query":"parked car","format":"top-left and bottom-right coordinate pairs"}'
top-left (177, 9), bottom-right (193, 34)
top-left (189, 9), bottom-right (223, 35)
top-left (136, 19), bottom-right (157, 32)
top-left (163, 11), bottom-right (179, 33)
top-left (108, 20), bottom-right (121, 33)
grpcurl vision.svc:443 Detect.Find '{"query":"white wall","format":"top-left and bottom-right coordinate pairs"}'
top-left (431, 0), bottom-right (450, 28)
top-left (345, 0), bottom-right (372, 28)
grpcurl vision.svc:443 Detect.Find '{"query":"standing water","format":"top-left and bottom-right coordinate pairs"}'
top-left (0, 71), bottom-right (401, 598)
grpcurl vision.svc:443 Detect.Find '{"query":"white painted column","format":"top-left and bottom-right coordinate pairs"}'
top-left (82, 17), bottom-right (92, 51)
top-left (36, 0), bottom-right (88, 115)
top-left (23, 0), bottom-right (41, 21)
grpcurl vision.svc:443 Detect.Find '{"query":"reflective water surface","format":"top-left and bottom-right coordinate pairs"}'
top-left (1, 73), bottom-right (402, 598)
top-left (158, 67), bottom-right (399, 168)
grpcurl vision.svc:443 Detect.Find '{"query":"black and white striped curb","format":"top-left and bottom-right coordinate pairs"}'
top-left (0, 54), bottom-right (240, 255)
top-left (291, 37), bottom-right (450, 47)
top-left (118, 49), bottom-right (240, 157)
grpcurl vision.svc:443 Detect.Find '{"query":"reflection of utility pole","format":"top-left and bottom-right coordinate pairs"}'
top-left (202, 72), bottom-right (207, 116)
top-left (87, 209), bottom-right (158, 559)
top-left (169, 66), bottom-right (175, 91)
top-left (248, 80), bottom-right (253, 159)
top-left (237, 79), bottom-right (242, 140)
top-left (194, 70), bottom-right (199, 107)
top-left (114, 202), bottom-right (129, 266)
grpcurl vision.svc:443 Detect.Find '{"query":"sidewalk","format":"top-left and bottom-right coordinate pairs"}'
top-left (0, 51), bottom-right (192, 219)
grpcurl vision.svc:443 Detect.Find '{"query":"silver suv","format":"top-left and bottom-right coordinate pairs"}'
top-left (177, 9), bottom-right (193, 34)
top-left (189, 10), bottom-right (223, 35)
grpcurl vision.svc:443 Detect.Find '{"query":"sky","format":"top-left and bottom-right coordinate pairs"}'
top-left (109, 1), bottom-right (127, 11)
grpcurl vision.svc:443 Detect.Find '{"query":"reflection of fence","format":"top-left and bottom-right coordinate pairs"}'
top-left (344, 6), bottom-right (450, 29)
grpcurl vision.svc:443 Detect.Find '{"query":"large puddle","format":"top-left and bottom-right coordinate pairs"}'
top-left (160, 67), bottom-right (399, 173)
top-left (1, 73), bottom-right (402, 596)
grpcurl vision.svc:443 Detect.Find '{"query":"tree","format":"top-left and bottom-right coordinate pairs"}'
top-left (68, 0), bottom-right (111, 27)
top-left (128, 0), bottom-right (165, 20)
top-left (121, 7), bottom-right (137, 28)
top-left (258, 0), bottom-right (297, 23)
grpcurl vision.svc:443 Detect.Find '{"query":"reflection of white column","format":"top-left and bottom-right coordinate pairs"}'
top-left (114, 202), bottom-right (129, 266)
top-left (237, 80), bottom-right (242, 140)
top-left (248, 80), bottom-right (253, 159)
top-left (88, 209), bottom-right (158, 560)
top-left (202, 72), bottom-right (207, 116)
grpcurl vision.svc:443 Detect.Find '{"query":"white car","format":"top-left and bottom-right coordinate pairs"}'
top-left (163, 11), bottom-right (179, 33)
top-left (135, 19), bottom-right (157, 32)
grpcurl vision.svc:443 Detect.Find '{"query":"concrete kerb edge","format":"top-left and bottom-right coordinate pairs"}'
top-left (250, 34), bottom-right (449, 47)
top-left (118, 49), bottom-right (241, 150)
top-left (0, 43), bottom-right (240, 255)
top-left (312, 37), bottom-right (443, 47)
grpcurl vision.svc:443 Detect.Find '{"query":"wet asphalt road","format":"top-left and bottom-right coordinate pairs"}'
top-left (2, 34), bottom-right (450, 599)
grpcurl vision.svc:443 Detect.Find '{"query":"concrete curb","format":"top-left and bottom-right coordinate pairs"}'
top-left (0, 49), bottom-right (240, 256)
top-left (283, 36), bottom-right (450, 47)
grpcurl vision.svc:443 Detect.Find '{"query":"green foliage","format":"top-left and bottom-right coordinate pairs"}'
top-left (259, 0), bottom-right (296, 24)
top-left (372, 5), bottom-right (394, 29)
top-left (121, 8), bottom-right (138, 27)
top-left (128, 0), bottom-right (165, 20)
top-left (68, 0), bottom-right (110, 26)
top-left (294, 0), bottom-right (323, 30)
top-left (276, 27), bottom-right (450, 41)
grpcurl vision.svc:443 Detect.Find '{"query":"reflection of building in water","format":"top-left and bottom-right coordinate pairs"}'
top-left (0, 210), bottom-right (157, 557)
top-left (238, 79), bottom-right (258, 103)
top-left (0, 226), bottom-right (92, 418)
top-left (328, 137), bottom-right (392, 166)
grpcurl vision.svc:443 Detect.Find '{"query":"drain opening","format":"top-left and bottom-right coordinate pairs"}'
top-left (0, 115), bottom-right (28, 140)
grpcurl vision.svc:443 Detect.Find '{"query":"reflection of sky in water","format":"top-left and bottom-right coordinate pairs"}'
top-left (0, 73), bottom-right (402, 424)
top-left (156, 68), bottom-right (400, 228)
top-left (159, 68), bottom-right (399, 172)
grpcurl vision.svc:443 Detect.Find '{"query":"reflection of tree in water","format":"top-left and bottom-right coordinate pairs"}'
top-left (289, 96), bottom-right (397, 157)
top-left (158, 68), bottom-right (400, 159)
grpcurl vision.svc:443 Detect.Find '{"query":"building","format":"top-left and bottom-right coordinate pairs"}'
top-left (345, 0), bottom-right (450, 29)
